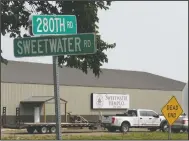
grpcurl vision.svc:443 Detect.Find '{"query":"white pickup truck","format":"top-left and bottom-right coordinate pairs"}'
top-left (171, 83), bottom-right (188, 133)
top-left (101, 109), bottom-right (168, 133)
top-left (171, 114), bottom-right (188, 133)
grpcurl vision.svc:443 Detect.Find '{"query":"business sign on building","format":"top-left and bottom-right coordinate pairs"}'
top-left (91, 93), bottom-right (130, 109)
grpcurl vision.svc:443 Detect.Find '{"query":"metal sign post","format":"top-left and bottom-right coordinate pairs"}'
top-left (13, 14), bottom-right (96, 140)
top-left (168, 125), bottom-right (171, 140)
top-left (30, 15), bottom-right (77, 140)
top-left (53, 56), bottom-right (62, 140)
top-left (0, 0), bottom-right (2, 140)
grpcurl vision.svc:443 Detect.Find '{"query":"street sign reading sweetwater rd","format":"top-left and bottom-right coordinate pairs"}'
top-left (32, 15), bottom-right (77, 35)
top-left (161, 96), bottom-right (183, 126)
top-left (13, 33), bottom-right (96, 57)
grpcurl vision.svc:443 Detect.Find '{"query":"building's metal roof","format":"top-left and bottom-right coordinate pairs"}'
top-left (20, 96), bottom-right (67, 103)
top-left (1, 60), bottom-right (186, 91)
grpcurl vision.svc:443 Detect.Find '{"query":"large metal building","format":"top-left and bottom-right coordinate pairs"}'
top-left (1, 61), bottom-right (186, 124)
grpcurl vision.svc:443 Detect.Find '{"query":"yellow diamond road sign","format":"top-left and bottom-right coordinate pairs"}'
top-left (161, 96), bottom-right (183, 126)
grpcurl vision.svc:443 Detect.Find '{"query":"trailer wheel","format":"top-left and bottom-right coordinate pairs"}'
top-left (37, 126), bottom-right (48, 134)
top-left (27, 127), bottom-right (35, 134)
top-left (49, 126), bottom-right (56, 133)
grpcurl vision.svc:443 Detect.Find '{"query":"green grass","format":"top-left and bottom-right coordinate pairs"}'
top-left (2, 132), bottom-right (188, 140)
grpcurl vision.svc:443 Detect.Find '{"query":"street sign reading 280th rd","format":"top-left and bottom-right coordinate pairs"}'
top-left (32, 15), bottom-right (77, 35)
top-left (13, 33), bottom-right (96, 57)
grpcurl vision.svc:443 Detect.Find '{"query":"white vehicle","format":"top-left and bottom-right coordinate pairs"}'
top-left (101, 109), bottom-right (168, 133)
top-left (171, 114), bottom-right (188, 133)
top-left (171, 82), bottom-right (188, 133)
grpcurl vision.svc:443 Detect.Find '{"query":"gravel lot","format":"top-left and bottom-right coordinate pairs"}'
top-left (2, 127), bottom-right (149, 137)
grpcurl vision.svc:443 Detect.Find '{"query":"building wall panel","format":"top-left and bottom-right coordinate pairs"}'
top-left (61, 86), bottom-right (182, 115)
top-left (1, 83), bottom-right (182, 116)
top-left (1, 83), bottom-right (53, 115)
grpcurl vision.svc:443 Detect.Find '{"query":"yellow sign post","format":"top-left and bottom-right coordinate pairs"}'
top-left (161, 96), bottom-right (183, 140)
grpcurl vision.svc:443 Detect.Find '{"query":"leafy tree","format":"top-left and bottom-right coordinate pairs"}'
top-left (1, 49), bottom-right (8, 65)
top-left (1, 1), bottom-right (116, 76)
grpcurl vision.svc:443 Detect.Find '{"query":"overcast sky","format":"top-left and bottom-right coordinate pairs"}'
top-left (1, 1), bottom-right (188, 82)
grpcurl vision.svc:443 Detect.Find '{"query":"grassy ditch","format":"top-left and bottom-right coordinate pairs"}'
top-left (2, 132), bottom-right (188, 140)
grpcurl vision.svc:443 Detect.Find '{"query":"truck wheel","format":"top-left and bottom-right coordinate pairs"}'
top-left (182, 129), bottom-right (188, 133)
top-left (107, 127), bottom-right (116, 132)
top-left (148, 128), bottom-right (157, 132)
top-left (120, 122), bottom-right (130, 133)
top-left (27, 127), bottom-right (35, 134)
top-left (161, 122), bottom-right (168, 132)
top-left (49, 126), bottom-right (56, 133)
top-left (172, 129), bottom-right (180, 133)
top-left (37, 126), bottom-right (48, 134)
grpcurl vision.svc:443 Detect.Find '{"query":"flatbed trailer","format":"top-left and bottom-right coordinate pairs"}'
top-left (3, 122), bottom-right (97, 134)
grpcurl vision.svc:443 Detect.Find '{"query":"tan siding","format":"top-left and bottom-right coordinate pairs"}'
top-left (60, 86), bottom-right (182, 115)
top-left (1, 83), bottom-right (182, 116)
top-left (43, 103), bottom-right (65, 116)
top-left (1, 83), bottom-right (53, 115)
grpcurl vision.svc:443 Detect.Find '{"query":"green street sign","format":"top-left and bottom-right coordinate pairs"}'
top-left (14, 33), bottom-right (97, 57)
top-left (32, 15), bottom-right (77, 35)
